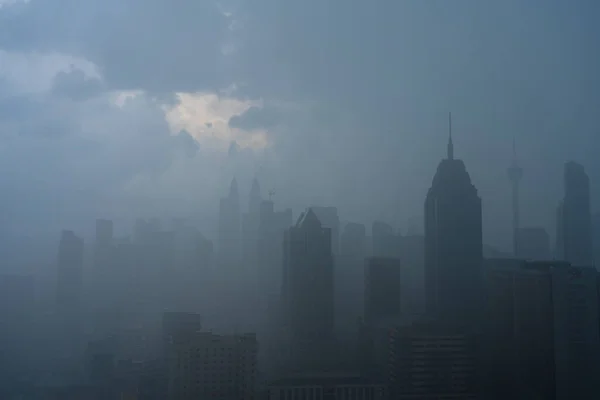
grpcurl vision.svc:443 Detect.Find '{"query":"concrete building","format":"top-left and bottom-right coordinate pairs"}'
top-left (390, 321), bottom-right (481, 399)
top-left (166, 331), bottom-right (258, 400)
top-left (268, 372), bottom-right (387, 400)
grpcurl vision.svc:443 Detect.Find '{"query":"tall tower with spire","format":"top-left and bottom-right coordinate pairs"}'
top-left (447, 112), bottom-right (454, 160)
top-left (424, 113), bottom-right (483, 326)
top-left (507, 138), bottom-right (523, 255)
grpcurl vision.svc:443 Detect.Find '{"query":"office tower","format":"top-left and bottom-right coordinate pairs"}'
top-left (371, 221), bottom-right (400, 258)
top-left (257, 199), bottom-right (293, 296)
top-left (162, 311), bottom-right (203, 348)
top-left (556, 162), bottom-right (593, 266)
top-left (311, 206), bottom-right (340, 256)
top-left (282, 209), bottom-right (335, 372)
top-left (0, 274), bottom-right (34, 380)
top-left (166, 331), bottom-right (257, 400)
top-left (364, 257), bottom-right (401, 324)
top-left (56, 230), bottom-right (84, 308)
top-left (390, 321), bottom-right (481, 399)
top-left (242, 178), bottom-right (262, 270)
top-left (424, 114), bottom-right (483, 326)
top-left (516, 227), bottom-right (551, 260)
top-left (485, 259), bottom-right (600, 399)
top-left (337, 223), bottom-right (367, 347)
top-left (400, 234), bottom-right (425, 314)
top-left (507, 138), bottom-right (523, 255)
top-left (218, 178), bottom-right (241, 266)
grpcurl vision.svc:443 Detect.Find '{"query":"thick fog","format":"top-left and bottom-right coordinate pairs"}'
top-left (0, 0), bottom-right (599, 397)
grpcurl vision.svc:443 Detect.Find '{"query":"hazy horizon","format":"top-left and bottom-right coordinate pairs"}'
top-left (1, 0), bottom-right (599, 252)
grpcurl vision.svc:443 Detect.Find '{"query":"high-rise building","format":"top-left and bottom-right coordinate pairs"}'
top-left (218, 178), bottom-right (241, 265)
top-left (364, 257), bottom-right (401, 324)
top-left (507, 138), bottom-right (523, 255)
top-left (310, 206), bottom-right (340, 256)
top-left (485, 259), bottom-right (600, 399)
top-left (56, 230), bottom-right (84, 308)
top-left (282, 208), bottom-right (335, 372)
top-left (166, 331), bottom-right (258, 400)
top-left (556, 162), bottom-right (593, 266)
top-left (371, 221), bottom-right (400, 258)
top-left (424, 114), bottom-right (483, 326)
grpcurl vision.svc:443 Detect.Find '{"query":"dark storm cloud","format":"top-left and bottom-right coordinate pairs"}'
top-left (0, 0), bottom-right (230, 92)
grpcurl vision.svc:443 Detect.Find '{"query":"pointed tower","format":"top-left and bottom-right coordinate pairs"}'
top-left (507, 138), bottom-right (523, 256)
top-left (447, 112), bottom-right (454, 160)
top-left (249, 178), bottom-right (262, 214)
top-left (424, 113), bottom-right (483, 326)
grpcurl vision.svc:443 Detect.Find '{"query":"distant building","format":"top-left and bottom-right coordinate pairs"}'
top-left (424, 115), bottom-right (483, 326)
top-left (218, 178), bottom-right (241, 265)
top-left (267, 372), bottom-right (387, 400)
top-left (364, 257), bottom-right (401, 324)
top-left (371, 221), bottom-right (400, 258)
top-left (162, 311), bottom-right (202, 350)
top-left (556, 162), bottom-right (593, 266)
top-left (166, 331), bottom-right (258, 400)
top-left (242, 178), bottom-right (262, 269)
top-left (311, 206), bottom-right (340, 256)
top-left (282, 209), bottom-right (335, 372)
top-left (56, 230), bottom-right (84, 308)
top-left (400, 235), bottom-right (425, 315)
top-left (516, 227), bottom-right (551, 260)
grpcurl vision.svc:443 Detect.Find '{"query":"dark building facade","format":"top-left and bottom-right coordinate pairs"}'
top-left (282, 209), bottom-right (335, 372)
top-left (424, 120), bottom-right (483, 326)
top-left (556, 162), bottom-right (593, 266)
top-left (364, 257), bottom-right (401, 324)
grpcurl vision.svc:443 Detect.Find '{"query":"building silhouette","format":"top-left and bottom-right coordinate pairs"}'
top-left (242, 178), bottom-right (262, 270)
top-left (556, 162), bottom-right (593, 266)
top-left (310, 206), bottom-right (340, 256)
top-left (282, 208), bottom-right (335, 372)
top-left (364, 257), bottom-right (401, 325)
top-left (424, 114), bottom-right (483, 326)
top-left (507, 138), bottom-right (523, 255)
top-left (218, 178), bottom-right (241, 265)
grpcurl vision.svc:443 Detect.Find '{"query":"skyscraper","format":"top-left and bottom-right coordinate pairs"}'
top-left (507, 138), bottom-right (523, 255)
top-left (282, 208), bottom-right (335, 372)
top-left (218, 178), bottom-right (241, 266)
top-left (556, 162), bottom-right (593, 266)
top-left (242, 178), bottom-right (262, 270)
top-left (424, 113), bottom-right (483, 326)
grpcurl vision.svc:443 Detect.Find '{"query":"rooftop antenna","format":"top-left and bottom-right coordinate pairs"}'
top-left (447, 112), bottom-right (454, 160)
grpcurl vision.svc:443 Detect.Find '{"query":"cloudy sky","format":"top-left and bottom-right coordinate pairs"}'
top-left (0, 0), bottom-right (598, 249)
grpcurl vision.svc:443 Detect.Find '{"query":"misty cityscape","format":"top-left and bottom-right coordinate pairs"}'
top-left (1, 1), bottom-right (600, 399)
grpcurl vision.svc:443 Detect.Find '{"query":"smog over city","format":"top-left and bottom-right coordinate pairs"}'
top-left (0, 1), bottom-right (599, 399)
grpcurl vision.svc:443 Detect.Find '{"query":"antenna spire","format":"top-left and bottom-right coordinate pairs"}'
top-left (447, 112), bottom-right (454, 160)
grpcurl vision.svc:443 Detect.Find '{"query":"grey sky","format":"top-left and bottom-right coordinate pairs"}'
top-left (0, 0), bottom-right (598, 249)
